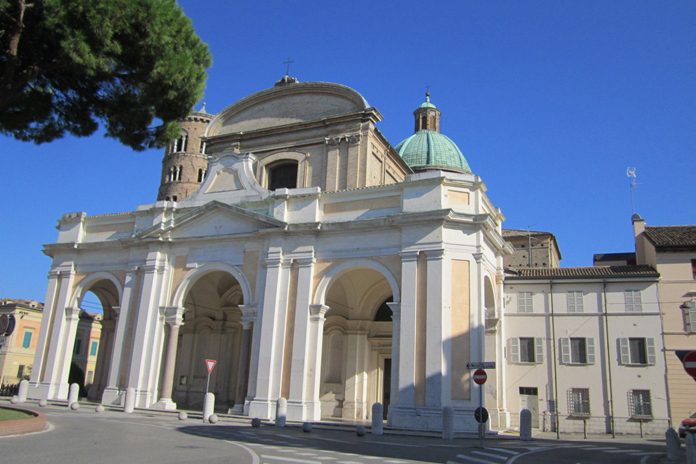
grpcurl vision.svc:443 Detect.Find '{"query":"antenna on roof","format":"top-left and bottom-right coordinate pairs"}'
top-left (626, 167), bottom-right (638, 213)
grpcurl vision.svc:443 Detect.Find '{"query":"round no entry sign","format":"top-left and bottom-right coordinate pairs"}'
top-left (684, 352), bottom-right (696, 379)
top-left (473, 369), bottom-right (487, 385)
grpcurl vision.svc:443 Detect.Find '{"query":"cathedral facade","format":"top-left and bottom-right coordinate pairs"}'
top-left (29, 77), bottom-right (511, 432)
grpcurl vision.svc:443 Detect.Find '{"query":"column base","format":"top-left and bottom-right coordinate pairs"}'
top-left (228, 404), bottom-right (244, 415)
top-left (152, 398), bottom-right (178, 411)
top-left (247, 398), bottom-right (274, 420)
top-left (27, 382), bottom-right (69, 401)
top-left (286, 400), bottom-right (321, 422)
top-left (388, 405), bottom-right (481, 433)
top-left (101, 387), bottom-right (125, 407)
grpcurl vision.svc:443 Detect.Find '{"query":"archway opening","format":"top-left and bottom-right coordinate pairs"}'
top-left (172, 270), bottom-right (248, 412)
top-left (319, 267), bottom-right (394, 421)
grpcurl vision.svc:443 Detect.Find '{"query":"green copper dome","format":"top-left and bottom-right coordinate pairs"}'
top-left (396, 131), bottom-right (471, 173)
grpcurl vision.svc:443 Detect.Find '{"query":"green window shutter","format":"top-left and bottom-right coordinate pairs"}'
top-left (560, 338), bottom-right (570, 364)
top-left (646, 338), bottom-right (656, 365)
top-left (535, 338), bottom-right (544, 363)
top-left (586, 338), bottom-right (595, 365)
top-left (510, 338), bottom-right (520, 363)
top-left (619, 338), bottom-right (630, 365)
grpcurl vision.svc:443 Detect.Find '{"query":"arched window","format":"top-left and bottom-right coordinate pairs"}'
top-left (171, 133), bottom-right (188, 153)
top-left (168, 167), bottom-right (175, 182)
top-left (199, 140), bottom-right (206, 154)
top-left (267, 161), bottom-right (298, 190)
top-left (197, 169), bottom-right (204, 183)
top-left (176, 166), bottom-right (183, 181)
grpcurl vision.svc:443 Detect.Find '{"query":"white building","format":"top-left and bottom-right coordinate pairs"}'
top-left (28, 78), bottom-right (512, 432)
top-left (502, 266), bottom-right (669, 435)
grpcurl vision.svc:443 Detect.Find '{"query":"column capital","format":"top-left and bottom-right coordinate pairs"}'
top-left (110, 305), bottom-right (121, 317)
top-left (160, 306), bottom-right (184, 327)
top-left (295, 257), bottom-right (316, 268)
top-left (238, 304), bottom-right (257, 329)
top-left (399, 250), bottom-right (419, 262)
top-left (65, 306), bottom-right (80, 320)
top-left (472, 252), bottom-right (484, 263)
top-left (386, 302), bottom-right (401, 320)
top-left (309, 304), bottom-right (329, 321)
top-left (425, 249), bottom-right (446, 261)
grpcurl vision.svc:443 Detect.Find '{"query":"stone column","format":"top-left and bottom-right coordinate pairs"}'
top-left (248, 248), bottom-right (291, 419)
top-left (287, 254), bottom-right (318, 422)
top-left (307, 304), bottom-right (329, 420)
top-left (343, 321), bottom-right (370, 420)
top-left (386, 301), bottom-right (401, 422)
top-left (102, 269), bottom-right (136, 406)
top-left (232, 305), bottom-right (256, 413)
top-left (396, 251), bottom-right (418, 409)
top-left (89, 318), bottom-right (115, 400)
top-left (153, 307), bottom-right (184, 410)
top-left (425, 249), bottom-right (446, 409)
top-left (29, 269), bottom-right (60, 387)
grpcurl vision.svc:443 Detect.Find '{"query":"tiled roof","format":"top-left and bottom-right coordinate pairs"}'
top-left (503, 229), bottom-right (554, 238)
top-left (506, 265), bottom-right (659, 280)
top-left (0, 298), bottom-right (44, 310)
top-left (644, 226), bottom-right (696, 251)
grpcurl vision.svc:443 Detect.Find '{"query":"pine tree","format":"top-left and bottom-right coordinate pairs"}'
top-left (0, 0), bottom-right (211, 150)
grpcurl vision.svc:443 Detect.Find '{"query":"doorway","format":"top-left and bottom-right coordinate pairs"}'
top-left (382, 358), bottom-right (391, 419)
top-left (519, 386), bottom-right (539, 428)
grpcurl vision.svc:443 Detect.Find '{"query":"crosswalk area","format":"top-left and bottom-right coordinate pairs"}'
top-left (446, 444), bottom-right (664, 464)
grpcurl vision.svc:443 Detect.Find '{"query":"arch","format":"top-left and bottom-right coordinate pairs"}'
top-left (314, 259), bottom-right (400, 306)
top-left (483, 274), bottom-right (496, 319)
top-left (257, 151), bottom-right (308, 189)
top-left (172, 262), bottom-right (252, 309)
top-left (69, 271), bottom-right (123, 309)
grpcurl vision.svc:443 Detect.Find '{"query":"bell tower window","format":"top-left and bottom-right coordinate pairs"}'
top-left (267, 161), bottom-right (298, 190)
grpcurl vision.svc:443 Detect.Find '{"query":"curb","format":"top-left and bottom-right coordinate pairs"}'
top-left (0, 405), bottom-right (48, 437)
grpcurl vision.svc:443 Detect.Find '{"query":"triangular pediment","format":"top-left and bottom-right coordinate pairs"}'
top-left (138, 201), bottom-right (284, 240)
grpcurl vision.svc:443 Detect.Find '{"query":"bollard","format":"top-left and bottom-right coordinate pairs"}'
top-left (251, 417), bottom-right (261, 427)
top-left (687, 433), bottom-right (696, 464)
top-left (209, 414), bottom-right (219, 424)
top-left (70, 402), bottom-right (80, 411)
top-left (520, 408), bottom-right (532, 441)
top-left (356, 425), bottom-right (366, 437)
top-left (302, 422), bottom-right (313, 433)
top-left (124, 387), bottom-right (136, 413)
top-left (203, 392), bottom-right (215, 423)
top-left (372, 403), bottom-right (384, 435)
top-left (178, 411), bottom-right (188, 421)
top-left (666, 428), bottom-right (680, 462)
top-left (67, 383), bottom-right (80, 406)
top-left (10, 395), bottom-right (18, 404)
top-left (442, 406), bottom-right (454, 440)
top-left (95, 404), bottom-right (104, 413)
top-left (17, 380), bottom-right (28, 403)
top-left (38, 399), bottom-right (47, 407)
top-left (276, 397), bottom-right (287, 427)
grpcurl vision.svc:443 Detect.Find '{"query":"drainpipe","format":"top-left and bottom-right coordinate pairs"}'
top-left (602, 280), bottom-right (616, 438)
top-left (655, 282), bottom-right (672, 428)
top-left (549, 280), bottom-right (560, 439)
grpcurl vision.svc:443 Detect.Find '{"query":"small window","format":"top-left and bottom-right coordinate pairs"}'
top-left (267, 161), bottom-right (298, 190)
top-left (199, 140), bottom-right (206, 154)
top-left (567, 291), bottom-right (584, 313)
top-left (625, 290), bottom-right (643, 312)
top-left (560, 337), bottom-right (595, 365)
top-left (510, 337), bottom-right (543, 364)
top-left (90, 340), bottom-right (98, 356)
top-left (171, 134), bottom-right (187, 153)
top-left (175, 166), bottom-right (182, 181)
top-left (519, 386), bottom-right (538, 396)
top-left (74, 338), bottom-right (82, 355)
top-left (197, 168), bottom-right (204, 183)
top-left (692, 259), bottom-right (696, 280)
top-left (628, 390), bottom-right (652, 418)
top-left (17, 364), bottom-right (25, 379)
top-left (518, 292), bottom-right (533, 313)
top-left (683, 301), bottom-right (696, 332)
top-left (21, 331), bottom-right (32, 349)
top-left (172, 195), bottom-right (178, 202)
top-left (168, 167), bottom-right (175, 182)
top-left (619, 337), bottom-right (656, 365)
top-left (567, 388), bottom-right (591, 417)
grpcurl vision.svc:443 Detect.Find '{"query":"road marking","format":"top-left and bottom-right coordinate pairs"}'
top-left (630, 452), bottom-right (663, 456)
top-left (587, 447), bottom-right (618, 451)
top-left (604, 449), bottom-right (640, 453)
top-left (224, 441), bottom-right (259, 464)
top-left (383, 461), bottom-right (409, 463)
top-left (486, 447), bottom-right (519, 455)
top-left (261, 455), bottom-right (322, 464)
top-left (455, 453), bottom-right (499, 464)
top-left (471, 450), bottom-right (507, 460)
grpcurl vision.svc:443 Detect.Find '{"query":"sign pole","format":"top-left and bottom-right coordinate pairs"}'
top-left (479, 383), bottom-right (484, 448)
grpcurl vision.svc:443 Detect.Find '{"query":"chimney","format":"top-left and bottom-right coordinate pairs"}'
top-left (632, 213), bottom-right (646, 264)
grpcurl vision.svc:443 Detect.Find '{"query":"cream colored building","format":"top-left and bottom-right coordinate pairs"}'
top-left (502, 229), bottom-right (562, 269)
top-left (502, 266), bottom-right (669, 435)
top-left (632, 215), bottom-right (696, 425)
top-left (0, 299), bottom-right (43, 386)
top-left (28, 79), bottom-right (512, 432)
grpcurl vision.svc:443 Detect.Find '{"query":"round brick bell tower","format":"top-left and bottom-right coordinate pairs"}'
top-left (157, 104), bottom-right (214, 202)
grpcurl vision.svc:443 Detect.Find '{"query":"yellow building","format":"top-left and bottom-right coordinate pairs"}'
top-left (0, 299), bottom-right (44, 386)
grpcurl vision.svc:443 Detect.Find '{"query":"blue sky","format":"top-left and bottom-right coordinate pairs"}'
top-left (2, 1), bottom-right (695, 302)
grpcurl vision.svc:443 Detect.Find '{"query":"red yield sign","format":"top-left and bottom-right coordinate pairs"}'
top-left (684, 352), bottom-right (696, 379)
top-left (473, 369), bottom-right (487, 385)
top-left (205, 359), bottom-right (217, 375)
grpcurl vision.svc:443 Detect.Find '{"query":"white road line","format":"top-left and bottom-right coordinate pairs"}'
top-left (471, 450), bottom-right (507, 460)
top-left (225, 441), bottom-right (260, 464)
top-left (485, 447), bottom-right (519, 455)
top-left (455, 453), bottom-right (499, 464)
top-left (605, 449), bottom-right (641, 453)
top-left (587, 447), bottom-right (618, 451)
top-left (295, 452), bottom-right (319, 456)
top-left (630, 452), bottom-right (663, 456)
top-left (261, 455), bottom-right (322, 464)
top-left (384, 460), bottom-right (409, 463)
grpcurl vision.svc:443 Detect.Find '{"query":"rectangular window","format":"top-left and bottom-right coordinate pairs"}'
top-left (90, 340), bottom-right (98, 356)
top-left (17, 364), bottom-right (25, 379)
top-left (567, 388), bottom-right (591, 416)
top-left (560, 338), bottom-right (595, 365)
top-left (684, 301), bottom-right (696, 333)
top-left (692, 259), bottom-right (696, 280)
top-left (518, 292), bottom-right (533, 313)
top-left (619, 337), bottom-right (656, 365)
top-left (21, 331), bottom-right (32, 349)
top-left (625, 290), bottom-right (643, 312)
top-left (567, 291), bottom-right (584, 313)
top-left (510, 337), bottom-right (544, 363)
top-left (519, 386), bottom-right (538, 395)
top-left (628, 390), bottom-right (652, 418)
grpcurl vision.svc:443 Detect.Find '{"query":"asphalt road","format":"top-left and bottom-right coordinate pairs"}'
top-left (1, 404), bottom-right (669, 464)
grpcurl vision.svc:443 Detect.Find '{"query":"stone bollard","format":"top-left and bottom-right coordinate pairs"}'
top-left (276, 397), bottom-right (287, 428)
top-left (70, 402), bottom-right (80, 411)
top-left (209, 414), bottom-right (219, 424)
top-left (666, 428), bottom-right (680, 462)
top-left (67, 383), bottom-right (80, 406)
top-left (302, 422), bottom-right (312, 433)
top-left (10, 396), bottom-right (18, 404)
top-left (251, 417), bottom-right (261, 427)
top-left (687, 433), bottom-right (696, 464)
top-left (356, 425), bottom-right (366, 437)
top-left (520, 408), bottom-right (532, 441)
top-left (124, 387), bottom-right (136, 413)
top-left (38, 399), bottom-right (47, 407)
top-left (95, 404), bottom-right (104, 413)
top-left (442, 406), bottom-right (454, 440)
top-left (17, 380), bottom-right (28, 403)
top-left (203, 392), bottom-right (215, 423)
top-left (178, 411), bottom-right (188, 421)
top-left (372, 403), bottom-right (384, 435)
